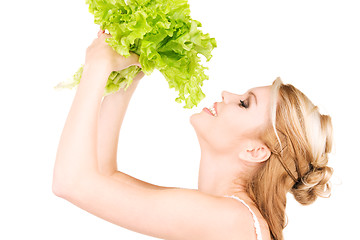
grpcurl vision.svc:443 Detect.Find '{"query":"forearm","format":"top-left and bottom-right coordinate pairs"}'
top-left (53, 65), bottom-right (108, 189)
top-left (97, 74), bottom-right (142, 176)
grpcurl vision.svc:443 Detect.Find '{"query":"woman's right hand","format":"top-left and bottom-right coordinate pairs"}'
top-left (84, 29), bottom-right (143, 78)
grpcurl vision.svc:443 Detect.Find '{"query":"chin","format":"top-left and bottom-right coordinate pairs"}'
top-left (190, 112), bottom-right (210, 142)
top-left (190, 112), bottom-right (202, 130)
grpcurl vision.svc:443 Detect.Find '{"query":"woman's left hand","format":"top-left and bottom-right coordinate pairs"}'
top-left (84, 29), bottom-right (142, 75)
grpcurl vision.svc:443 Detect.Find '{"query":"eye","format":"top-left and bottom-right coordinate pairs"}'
top-left (239, 99), bottom-right (249, 108)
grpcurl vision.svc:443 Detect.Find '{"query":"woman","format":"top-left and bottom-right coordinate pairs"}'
top-left (53, 30), bottom-right (333, 240)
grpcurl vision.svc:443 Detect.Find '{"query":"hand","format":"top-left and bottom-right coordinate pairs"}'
top-left (84, 29), bottom-right (142, 75)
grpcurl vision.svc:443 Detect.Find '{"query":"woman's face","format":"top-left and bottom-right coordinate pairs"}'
top-left (190, 85), bottom-right (273, 153)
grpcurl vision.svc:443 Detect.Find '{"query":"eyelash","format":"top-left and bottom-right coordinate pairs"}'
top-left (239, 99), bottom-right (249, 108)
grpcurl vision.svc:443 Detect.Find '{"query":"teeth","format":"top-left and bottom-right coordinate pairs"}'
top-left (208, 106), bottom-right (217, 117)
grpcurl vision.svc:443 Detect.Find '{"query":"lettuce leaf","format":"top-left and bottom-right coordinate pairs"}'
top-left (55, 0), bottom-right (216, 108)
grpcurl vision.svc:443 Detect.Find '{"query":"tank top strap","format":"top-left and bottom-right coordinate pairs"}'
top-left (224, 195), bottom-right (263, 240)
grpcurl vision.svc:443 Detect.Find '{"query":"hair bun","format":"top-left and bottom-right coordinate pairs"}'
top-left (291, 113), bottom-right (334, 205)
top-left (291, 165), bottom-right (333, 205)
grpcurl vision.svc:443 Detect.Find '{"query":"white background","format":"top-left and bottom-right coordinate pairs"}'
top-left (0, 0), bottom-right (359, 239)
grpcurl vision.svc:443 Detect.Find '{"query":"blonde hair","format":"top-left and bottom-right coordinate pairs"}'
top-left (246, 77), bottom-right (334, 240)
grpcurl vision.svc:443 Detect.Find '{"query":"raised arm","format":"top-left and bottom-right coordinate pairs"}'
top-left (97, 71), bottom-right (173, 190)
top-left (52, 32), bottom-right (246, 240)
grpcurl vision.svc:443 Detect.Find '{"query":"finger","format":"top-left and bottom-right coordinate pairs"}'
top-left (99, 28), bottom-right (112, 37)
top-left (98, 33), bottom-right (112, 42)
top-left (97, 29), bottom-right (105, 38)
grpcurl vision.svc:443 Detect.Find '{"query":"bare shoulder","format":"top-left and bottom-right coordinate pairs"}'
top-left (222, 197), bottom-right (271, 240)
top-left (221, 197), bottom-right (263, 239)
top-left (150, 188), bottom-right (259, 239)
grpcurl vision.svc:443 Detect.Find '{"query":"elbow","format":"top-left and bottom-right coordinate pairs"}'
top-left (52, 169), bottom-right (97, 199)
top-left (52, 161), bottom-right (77, 198)
top-left (52, 185), bottom-right (62, 198)
top-left (52, 161), bottom-right (99, 198)
top-left (52, 170), bottom-right (73, 199)
top-left (52, 177), bottom-right (67, 198)
top-left (52, 178), bottom-right (77, 200)
top-left (52, 167), bottom-right (62, 197)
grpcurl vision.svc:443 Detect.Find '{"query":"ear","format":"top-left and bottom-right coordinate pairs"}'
top-left (238, 142), bottom-right (271, 163)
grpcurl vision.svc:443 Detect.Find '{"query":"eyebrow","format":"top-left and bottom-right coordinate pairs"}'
top-left (248, 91), bottom-right (258, 105)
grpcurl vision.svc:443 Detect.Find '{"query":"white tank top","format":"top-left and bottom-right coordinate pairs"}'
top-left (224, 195), bottom-right (263, 240)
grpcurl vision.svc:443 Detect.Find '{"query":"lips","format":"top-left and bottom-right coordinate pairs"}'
top-left (202, 102), bottom-right (218, 117)
top-left (202, 107), bottom-right (213, 116)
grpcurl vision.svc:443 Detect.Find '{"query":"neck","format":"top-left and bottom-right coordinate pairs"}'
top-left (197, 150), bottom-right (253, 200)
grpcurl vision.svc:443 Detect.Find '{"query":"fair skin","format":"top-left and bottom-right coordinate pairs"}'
top-left (52, 30), bottom-right (271, 239)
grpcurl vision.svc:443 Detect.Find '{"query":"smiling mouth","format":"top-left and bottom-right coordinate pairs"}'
top-left (202, 103), bottom-right (218, 117)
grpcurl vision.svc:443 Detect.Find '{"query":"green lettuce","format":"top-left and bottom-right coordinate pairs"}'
top-left (55, 0), bottom-right (216, 108)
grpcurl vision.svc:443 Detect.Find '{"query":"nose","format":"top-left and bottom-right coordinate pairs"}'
top-left (221, 91), bottom-right (238, 104)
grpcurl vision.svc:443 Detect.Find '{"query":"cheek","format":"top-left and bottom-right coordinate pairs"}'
top-left (206, 121), bottom-right (248, 153)
top-left (206, 115), bottom-right (245, 149)
top-left (219, 119), bottom-right (245, 141)
top-left (219, 111), bottom-right (245, 132)
top-left (190, 111), bottom-right (259, 151)
top-left (218, 112), bottom-right (258, 140)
